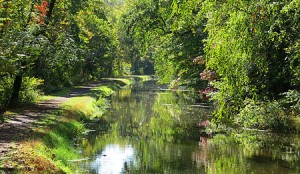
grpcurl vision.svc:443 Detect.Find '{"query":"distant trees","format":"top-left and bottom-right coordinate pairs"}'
top-left (118, 0), bottom-right (206, 87)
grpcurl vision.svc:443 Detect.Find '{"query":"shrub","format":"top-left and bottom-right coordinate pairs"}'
top-left (235, 99), bottom-right (293, 131)
top-left (0, 76), bottom-right (13, 108)
top-left (19, 77), bottom-right (44, 104)
top-left (281, 90), bottom-right (300, 116)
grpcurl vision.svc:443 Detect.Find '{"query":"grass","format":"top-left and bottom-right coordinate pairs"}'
top-left (63, 96), bottom-right (101, 120)
top-left (90, 84), bottom-right (119, 98)
top-left (2, 109), bottom-right (88, 173)
top-left (101, 77), bottom-right (132, 86)
top-left (35, 88), bottom-right (72, 102)
top-left (1, 76), bottom-right (152, 173)
top-left (35, 95), bottom-right (56, 102)
top-left (103, 75), bottom-right (153, 86)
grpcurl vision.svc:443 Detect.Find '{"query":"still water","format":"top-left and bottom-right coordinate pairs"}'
top-left (79, 80), bottom-right (300, 174)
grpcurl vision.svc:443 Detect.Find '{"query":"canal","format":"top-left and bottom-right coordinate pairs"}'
top-left (78, 80), bottom-right (300, 174)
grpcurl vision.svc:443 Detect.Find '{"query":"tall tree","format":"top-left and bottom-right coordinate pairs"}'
top-left (8, 0), bottom-right (56, 107)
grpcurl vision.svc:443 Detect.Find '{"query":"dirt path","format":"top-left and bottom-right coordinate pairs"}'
top-left (0, 81), bottom-right (103, 161)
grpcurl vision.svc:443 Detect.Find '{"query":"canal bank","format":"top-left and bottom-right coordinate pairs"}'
top-left (0, 76), bottom-right (151, 173)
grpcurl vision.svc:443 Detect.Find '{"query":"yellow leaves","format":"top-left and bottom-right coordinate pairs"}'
top-left (76, 11), bottom-right (96, 43)
top-left (78, 28), bottom-right (94, 43)
top-left (86, 30), bottom-right (94, 39)
top-left (59, 20), bottom-right (70, 26)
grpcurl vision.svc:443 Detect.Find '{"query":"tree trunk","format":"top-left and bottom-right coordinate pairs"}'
top-left (0, 108), bottom-right (5, 122)
top-left (46, 0), bottom-right (56, 23)
top-left (8, 74), bottom-right (23, 108)
top-left (40, 0), bottom-right (56, 35)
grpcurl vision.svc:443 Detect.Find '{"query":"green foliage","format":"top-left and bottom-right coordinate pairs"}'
top-left (202, 0), bottom-right (300, 127)
top-left (95, 86), bottom-right (115, 97)
top-left (236, 99), bottom-right (293, 131)
top-left (281, 90), bottom-right (300, 115)
top-left (0, 77), bottom-right (43, 108)
top-left (1, 0), bottom-right (299, 132)
top-left (118, 0), bottom-right (206, 86)
top-left (0, 0), bottom-right (131, 108)
top-left (0, 77), bottom-right (13, 108)
top-left (19, 77), bottom-right (43, 103)
top-left (96, 96), bottom-right (110, 116)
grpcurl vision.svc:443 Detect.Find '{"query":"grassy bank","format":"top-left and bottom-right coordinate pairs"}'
top-left (1, 76), bottom-right (151, 173)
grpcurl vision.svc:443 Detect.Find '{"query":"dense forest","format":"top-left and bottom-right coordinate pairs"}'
top-left (1, 0), bottom-right (299, 130)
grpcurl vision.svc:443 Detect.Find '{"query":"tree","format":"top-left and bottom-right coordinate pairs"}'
top-left (0, 0), bottom-right (125, 109)
top-left (202, 0), bottom-right (300, 124)
top-left (8, 0), bottom-right (56, 107)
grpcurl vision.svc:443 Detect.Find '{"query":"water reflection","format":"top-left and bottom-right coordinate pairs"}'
top-left (101, 80), bottom-right (210, 142)
top-left (204, 132), bottom-right (300, 174)
top-left (90, 144), bottom-right (134, 174)
top-left (80, 80), bottom-right (300, 174)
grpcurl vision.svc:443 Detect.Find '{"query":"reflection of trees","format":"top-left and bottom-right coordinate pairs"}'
top-left (81, 82), bottom-right (300, 173)
top-left (126, 140), bottom-right (206, 174)
top-left (105, 84), bottom-right (211, 142)
top-left (107, 88), bottom-right (155, 137)
top-left (149, 92), bottom-right (212, 142)
top-left (203, 132), bottom-right (300, 174)
top-left (80, 82), bottom-right (214, 173)
top-left (192, 137), bottom-right (214, 170)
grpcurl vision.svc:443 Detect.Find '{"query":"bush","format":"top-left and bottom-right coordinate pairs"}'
top-left (19, 77), bottom-right (44, 104)
top-left (0, 76), bottom-right (13, 108)
top-left (235, 99), bottom-right (293, 131)
top-left (281, 90), bottom-right (300, 116)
